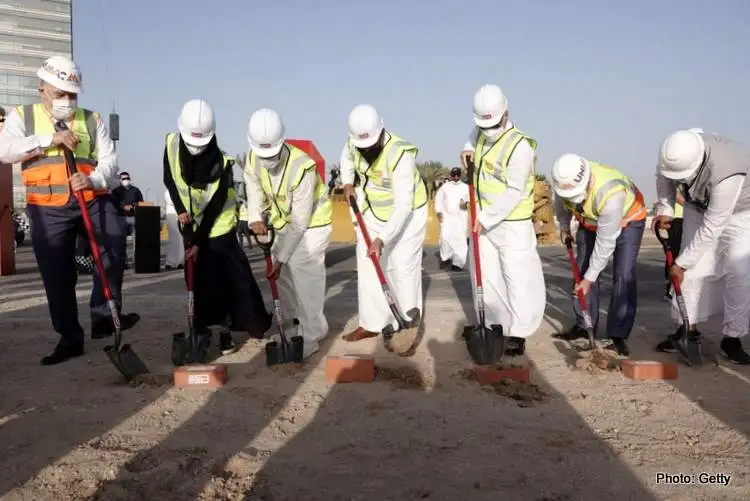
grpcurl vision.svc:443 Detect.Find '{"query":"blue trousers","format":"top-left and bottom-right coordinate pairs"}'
top-left (573, 220), bottom-right (645, 339)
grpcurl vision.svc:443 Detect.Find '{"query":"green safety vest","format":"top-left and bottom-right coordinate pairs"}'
top-left (674, 202), bottom-right (683, 218)
top-left (561, 161), bottom-right (647, 230)
top-left (165, 132), bottom-right (237, 238)
top-left (247, 144), bottom-right (332, 232)
top-left (474, 126), bottom-right (537, 221)
top-left (349, 132), bottom-right (427, 222)
top-left (238, 202), bottom-right (248, 221)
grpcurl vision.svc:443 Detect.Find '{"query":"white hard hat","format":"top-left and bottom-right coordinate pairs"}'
top-left (473, 84), bottom-right (507, 128)
top-left (688, 127), bottom-right (704, 134)
top-left (658, 130), bottom-right (705, 180)
top-left (348, 104), bottom-right (383, 148)
top-left (37, 56), bottom-right (82, 94)
top-left (551, 153), bottom-right (591, 199)
top-left (247, 108), bottom-right (285, 158)
top-left (178, 99), bottom-right (215, 147)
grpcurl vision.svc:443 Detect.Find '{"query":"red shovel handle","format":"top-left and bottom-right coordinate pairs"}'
top-left (348, 196), bottom-right (388, 285)
top-left (654, 224), bottom-right (683, 296)
top-left (465, 159), bottom-right (482, 288)
top-left (564, 237), bottom-right (589, 313)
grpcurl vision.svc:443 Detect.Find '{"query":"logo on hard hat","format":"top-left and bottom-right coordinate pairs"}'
top-left (260, 143), bottom-right (272, 148)
top-left (42, 62), bottom-right (80, 83)
top-left (573, 162), bottom-right (586, 183)
top-left (190, 132), bottom-right (204, 138)
top-left (358, 133), bottom-right (370, 139)
top-left (481, 113), bottom-right (493, 119)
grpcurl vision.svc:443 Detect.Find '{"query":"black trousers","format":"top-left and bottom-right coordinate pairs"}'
top-left (664, 218), bottom-right (684, 279)
top-left (27, 195), bottom-right (127, 347)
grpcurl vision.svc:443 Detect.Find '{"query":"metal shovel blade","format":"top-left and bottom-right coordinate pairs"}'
top-left (265, 335), bottom-right (304, 366)
top-left (383, 308), bottom-right (422, 355)
top-left (104, 343), bottom-right (149, 382)
top-left (171, 331), bottom-right (212, 366)
top-left (463, 324), bottom-right (505, 366)
top-left (673, 331), bottom-right (705, 367)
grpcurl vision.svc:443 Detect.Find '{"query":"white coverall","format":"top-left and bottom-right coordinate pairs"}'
top-left (164, 188), bottom-right (184, 268)
top-left (462, 122), bottom-right (546, 338)
top-left (656, 173), bottom-right (750, 337)
top-left (434, 179), bottom-right (470, 269)
top-left (339, 135), bottom-right (427, 333)
top-left (244, 157), bottom-right (331, 346)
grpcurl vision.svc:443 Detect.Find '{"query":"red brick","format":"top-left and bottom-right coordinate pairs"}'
top-left (173, 364), bottom-right (228, 388)
top-left (620, 360), bottom-right (678, 380)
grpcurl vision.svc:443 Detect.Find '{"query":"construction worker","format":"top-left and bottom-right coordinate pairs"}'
top-left (0, 56), bottom-right (139, 365)
top-left (163, 188), bottom-right (184, 270)
top-left (653, 129), bottom-right (750, 365)
top-left (244, 108), bottom-right (332, 358)
top-left (339, 104), bottom-right (427, 350)
top-left (551, 153), bottom-right (647, 356)
top-left (459, 84), bottom-right (546, 356)
top-left (434, 166), bottom-right (469, 271)
top-left (163, 99), bottom-right (272, 354)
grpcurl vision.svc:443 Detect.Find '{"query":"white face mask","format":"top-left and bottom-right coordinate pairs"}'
top-left (121, 180), bottom-right (131, 187)
top-left (257, 157), bottom-right (282, 170)
top-left (185, 143), bottom-right (207, 155)
top-left (51, 99), bottom-right (77, 120)
top-left (481, 125), bottom-right (503, 141)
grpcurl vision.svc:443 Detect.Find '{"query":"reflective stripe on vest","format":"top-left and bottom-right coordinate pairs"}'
top-left (238, 203), bottom-right (249, 221)
top-left (249, 144), bottom-right (332, 232)
top-left (563, 161), bottom-right (647, 231)
top-left (674, 202), bottom-right (683, 218)
top-left (474, 127), bottom-right (537, 221)
top-left (349, 132), bottom-right (427, 222)
top-left (19, 103), bottom-right (105, 206)
top-left (166, 132), bottom-right (237, 238)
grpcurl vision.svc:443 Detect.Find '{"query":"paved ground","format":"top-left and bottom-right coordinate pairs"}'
top-left (0, 241), bottom-right (748, 500)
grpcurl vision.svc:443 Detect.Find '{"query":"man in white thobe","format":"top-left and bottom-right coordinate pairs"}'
top-left (654, 128), bottom-right (750, 365)
top-left (435, 167), bottom-right (469, 270)
top-left (459, 84), bottom-right (546, 356)
top-left (164, 188), bottom-right (184, 270)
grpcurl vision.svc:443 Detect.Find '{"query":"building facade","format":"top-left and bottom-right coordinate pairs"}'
top-left (0, 0), bottom-right (72, 206)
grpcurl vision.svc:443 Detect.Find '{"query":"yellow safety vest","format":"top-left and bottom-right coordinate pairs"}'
top-left (349, 132), bottom-right (427, 222)
top-left (165, 132), bottom-right (237, 238)
top-left (474, 126), bottom-right (537, 221)
top-left (674, 202), bottom-right (683, 218)
top-left (561, 161), bottom-right (647, 231)
top-left (238, 202), bottom-right (249, 221)
top-left (248, 144), bottom-right (332, 232)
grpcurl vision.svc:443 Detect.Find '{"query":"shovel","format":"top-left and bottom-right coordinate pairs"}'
top-left (170, 255), bottom-right (212, 365)
top-left (563, 237), bottom-right (598, 351)
top-left (348, 196), bottom-right (421, 354)
top-left (654, 226), bottom-right (717, 367)
top-left (251, 225), bottom-right (304, 365)
top-left (461, 159), bottom-right (505, 365)
top-left (56, 122), bottom-right (148, 382)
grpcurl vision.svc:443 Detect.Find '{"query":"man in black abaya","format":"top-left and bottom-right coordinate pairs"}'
top-left (163, 99), bottom-right (272, 358)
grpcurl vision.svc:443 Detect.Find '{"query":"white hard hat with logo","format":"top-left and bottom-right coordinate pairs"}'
top-left (178, 99), bottom-right (215, 147)
top-left (551, 153), bottom-right (591, 199)
top-left (658, 130), bottom-right (706, 180)
top-left (348, 104), bottom-right (383, 149)
top-left (247, 108), bottom-right (286, 158)
top-left (473, 84), bottom-right (508, 128)
top-left (37, 56), bottom-right (82, 94)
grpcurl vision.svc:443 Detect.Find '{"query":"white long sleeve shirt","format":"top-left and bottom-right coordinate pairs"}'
top-left (243, 158), bottom-right (315, 264)
top-left (0, 105), bottom-right (118, 190)
top-left (339, 132), bottom-right (417, 245)
top-left (461, 122), bottom-right (535, 230)
top-left (655, 172), bottom-right (745, 270)
top-left (554, 191), bottom-right (626, 282)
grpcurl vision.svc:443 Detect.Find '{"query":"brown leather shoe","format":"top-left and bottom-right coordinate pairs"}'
top-left (342, 327), bottom-right (379, 342)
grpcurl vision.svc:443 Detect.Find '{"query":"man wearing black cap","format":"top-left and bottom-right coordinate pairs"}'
top-left (434, 167), bottom-right (469, 271)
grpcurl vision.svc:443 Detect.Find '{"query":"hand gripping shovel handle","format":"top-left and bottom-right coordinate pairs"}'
top-left (564, 237), bottom-right (596, 348)
top-left (464, 159), bottom-right (485, 326)
top-left (55, 122), bottom-right (121, 345)
top-left (655, 225), bottom-right (690, 328)
top-left (348, 196), bottom-right (408, 330)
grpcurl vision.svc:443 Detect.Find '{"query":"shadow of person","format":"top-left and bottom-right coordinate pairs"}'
top-left (242, 317), bottom-right (660, 500)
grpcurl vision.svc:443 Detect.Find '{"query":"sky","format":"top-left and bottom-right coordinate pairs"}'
top-left (72, 0), bottom-right (750, 204)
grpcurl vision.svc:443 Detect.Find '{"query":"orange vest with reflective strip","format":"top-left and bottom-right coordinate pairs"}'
top-left (18, 103), bottom-right (107, 207)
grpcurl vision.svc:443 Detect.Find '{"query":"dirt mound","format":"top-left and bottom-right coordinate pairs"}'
top-left (571, 348), bottom-right (621, 373)
top-left (375, 365), bottom-right (431, 391)
top-left (456, 367), bottom-right (548, 406)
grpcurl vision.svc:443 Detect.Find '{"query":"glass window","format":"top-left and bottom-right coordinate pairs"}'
top-left (13, 16), bottom-right (71, 33)
top-left (5, 1), bottom-right (71, 15)
top-left (0, 34), bottom-right (71, 53)
top-left (0, 92), bottom-right (36, 108)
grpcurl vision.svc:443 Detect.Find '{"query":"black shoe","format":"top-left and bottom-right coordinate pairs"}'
top-left (608, 338), bottom-right (630, 357)
top-left (450, 265), bottom-right (462, 272)
top-left (41, 344), bottom-right (84, 366)
top-left (720, 336), bottom-right (750, 365)
top-left (219, 331), bottom-right (237, 355)
top-left (505, 336), bottom-right (526, 356)
top-left (91, 313), bottom-right (141, 339)
top-left (655, 327), bottom-right (683, 353)
top-left (552, 325), bottom-right (589, 341)
top-left (293, 318), bottom-right (300, 326)
top-left (439, 260), bottom-right (450, 270)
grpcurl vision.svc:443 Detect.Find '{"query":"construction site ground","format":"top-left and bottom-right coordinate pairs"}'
top-left (1, 241), bottom-right (748, 501)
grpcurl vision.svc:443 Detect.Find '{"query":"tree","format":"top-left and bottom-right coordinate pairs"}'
top-left (417, 161), bottom-right (450, 198)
